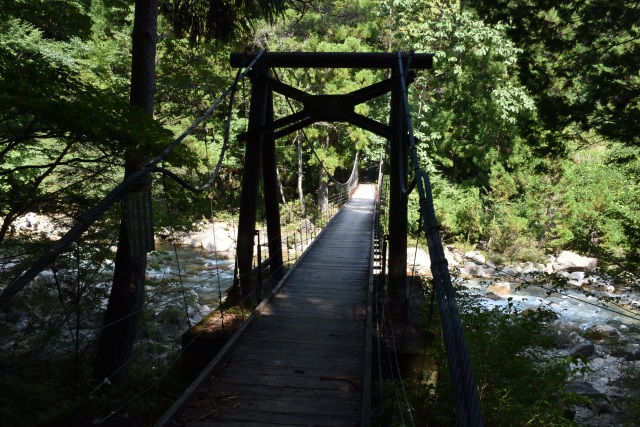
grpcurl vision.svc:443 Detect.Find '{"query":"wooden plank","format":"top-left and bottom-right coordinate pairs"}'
top-left (192, 409), bottom-right (359, 426)
top-left (163, 185), bottom-right (376, 427)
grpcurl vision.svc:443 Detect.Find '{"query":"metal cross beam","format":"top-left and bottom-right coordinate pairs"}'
top-left (238, 74), bottom-right (413, 141)
top-left (232, 51), bottom-right (430, 318)
top-left (230, 51), bottom-right (433, 69)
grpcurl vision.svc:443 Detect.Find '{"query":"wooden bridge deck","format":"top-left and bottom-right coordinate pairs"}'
top-left (164, 184), bottom-right (376, 427)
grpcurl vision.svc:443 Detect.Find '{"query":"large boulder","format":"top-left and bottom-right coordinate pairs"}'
top-left (569, 342), bottom-right (596, 359)
top-left (553, 251), bottom-right (598, 273)
top-left (584, 324), bottom-right (621, 341)
top-left (486, 282), bottom-right (510, 296)
top-left (201, 227), bottom-right (234, 252)
top-left (407, 247), bottom-right (430, 273)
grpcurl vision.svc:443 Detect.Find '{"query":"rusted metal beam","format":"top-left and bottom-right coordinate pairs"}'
top-left (388, 68), bottom-right (408, 321)
top-left (236, 66), bottom-right (269, 302)
top-left (262, 89), bottom-right (284, 278)
top-left (230, 51), bottom-right (433, 70)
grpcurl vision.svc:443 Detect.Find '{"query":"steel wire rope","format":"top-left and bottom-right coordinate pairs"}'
top-left (0, 50), bottom-right (265, 307)
top-left (139, 295), bottom-right (159, 385)
top-left (397, 51), bottom-right (484, 426)
top-left (378, 285), bottom-right (398, 420)
top-left (418, 168), bottom-right (480, 425)
top-left (420, 280), bottom-right (437, 379)
top-left (93, 275), bottom-right (257, 426)
top-left (400, 57), bottom-right (468, 421)
top-left (52, 258), bottom-right (78, 350)
top-left (380, 283), bottom-right (413, 425)
top-left (401, 210), bottom-right (424, 351)
top-left (93, 230), bottom-right (243, 418)
top-left (95, 333), bottom-right (193, 420)
top-left (374, 155), bottom-right (389, 419)
top-left (93, 337), bottom-right (192, 424)
top-left (201, 114), bottom-right (228, 333)
top-left (92, 279), bottom-right (249, 418)
top-left (374, 280), bottom-right (387, 419)
top-left (396, 55), bottom-right (413, 198)
top-left (73, 240), bottom-right (82, 394)
top-left (372, 178), bottom-right (387, 419)
top-left (152, 66), bottom-right (242, 193)
top-left (160, 162), bottom-right (193, 329)
top-left (375, 199), bottom-right (414, 426)
top-left (90, 345), bottom-right (147, 395)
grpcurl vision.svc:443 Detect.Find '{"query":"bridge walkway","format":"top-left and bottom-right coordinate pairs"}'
top-left (167, 184), bottom-right (376, 426)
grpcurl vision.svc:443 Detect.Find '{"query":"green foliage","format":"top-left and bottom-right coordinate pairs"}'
top-left (386, 0), bottom-right (535, 189)
top-left (418, 288), bottom-right (583, 425)
top-left (425, 175), bottom-right (484, 244)
top-left (0, 14), bottom-right (165, 245)
top-left (0, 0), bottom-right (92, 41)
top-left (161, 0), bottom-right (289, 43)
top-left (469, 0), bottom-right (640, 149)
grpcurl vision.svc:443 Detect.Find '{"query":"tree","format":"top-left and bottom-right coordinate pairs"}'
top-left (0, 2), bottom-right (166, 251)
top-left (92, 0), bottom-right (159, 384)
top-left (468, 0), bottom-right (640, 149)
top-left (386, 0), bottom-right (535, 188)
top-left (92, 0), bottom-right (292, 383)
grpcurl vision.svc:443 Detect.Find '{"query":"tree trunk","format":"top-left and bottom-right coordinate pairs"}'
top-left (317, 133), bottom-right (330, 215)
top-left (318, 166), bottom-right (328, 215)
top-left (92, 0), bottom-right (157, 384)
top-left (276, 166), bottom-right (286, 204)
top-left (297, 132), bottom-right (306, 217)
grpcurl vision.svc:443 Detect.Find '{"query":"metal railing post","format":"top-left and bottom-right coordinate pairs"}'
top-left (255, 229), bottom-right (261, 300)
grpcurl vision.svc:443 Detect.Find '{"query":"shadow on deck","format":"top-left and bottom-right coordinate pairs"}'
top-left (156, 184), bottom-right (377, 427)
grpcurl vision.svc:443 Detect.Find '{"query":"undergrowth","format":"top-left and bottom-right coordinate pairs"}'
top-left (395, 277), bottom-right (587, 426)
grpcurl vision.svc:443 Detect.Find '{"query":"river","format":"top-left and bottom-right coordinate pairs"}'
top-left (148, 243), bottom-right (236, 307)
top-left (462, 278), bottom-right (640, 332)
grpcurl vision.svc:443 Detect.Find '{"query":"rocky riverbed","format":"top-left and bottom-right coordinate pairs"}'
top-left (408, 246), bottom-right (640, 425)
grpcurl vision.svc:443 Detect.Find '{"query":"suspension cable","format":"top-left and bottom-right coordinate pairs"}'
top-left (153, 66), bottom-right (242, 193)
top-left (397, 51), bottom-right (484, 426)
top-left (160, 161), bottom-right (192, 329)
top-left (0, 50), bottom-right (266, 307)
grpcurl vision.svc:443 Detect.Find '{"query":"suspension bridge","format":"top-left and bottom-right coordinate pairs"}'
top-left (0, 51), bottom-right (484, 426)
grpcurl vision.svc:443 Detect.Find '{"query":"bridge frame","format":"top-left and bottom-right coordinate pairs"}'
top-left (231, 52), bottom-right (433, 318)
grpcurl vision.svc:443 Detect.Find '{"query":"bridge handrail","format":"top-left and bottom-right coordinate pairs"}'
top-left (398, 52), bottom-right (484, 426)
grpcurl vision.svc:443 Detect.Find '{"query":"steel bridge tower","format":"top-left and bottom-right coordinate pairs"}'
top-left (231, 51), bottom-right (433, 319)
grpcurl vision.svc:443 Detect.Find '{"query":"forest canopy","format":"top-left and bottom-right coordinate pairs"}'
top-left (1, 0), bottom-right (638, 263)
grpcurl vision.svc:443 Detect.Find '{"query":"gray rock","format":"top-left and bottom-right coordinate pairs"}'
top-left (201, 227), bottom-right (234, 252)
top-left (444, 248), bottom-right (458, 266)
top-left (407, 247), bottom-right (430, 272)
top-left (584, 325), bottom-right (621, 341)
top-left (567, 380), bottom-right (602, 396)
top-left (554, 251), bottom-right (598, 272)
top-left (569, 342), bottom-right (596, 359)
top-left (568, 271), bottom-right (586, 287)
